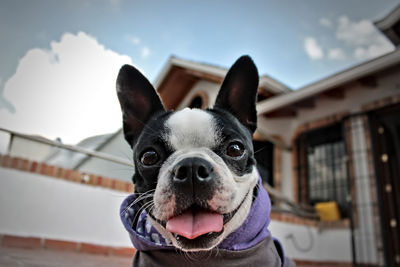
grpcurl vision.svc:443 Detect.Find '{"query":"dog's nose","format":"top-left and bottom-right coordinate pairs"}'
top-left (172, 157), bottom-right (213, 188)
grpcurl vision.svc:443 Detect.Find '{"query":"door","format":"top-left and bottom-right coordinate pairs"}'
top-left (370, 104), bottom-right (400, 267)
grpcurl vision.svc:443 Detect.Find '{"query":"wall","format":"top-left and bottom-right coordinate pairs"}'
top-left (9, 136), bottom-right (55, 162)
top-left (78, 130), bottom-right (134, 182)
top-left (0, 167), bottom-right (132, 248)
top-left (270, 220), bottom-right (352, 262)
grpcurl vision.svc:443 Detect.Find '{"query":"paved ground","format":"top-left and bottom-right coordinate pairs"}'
top-left (0, 247), bottom-right (344, 266)
top-left (0, 247), bottom-right (132, 267)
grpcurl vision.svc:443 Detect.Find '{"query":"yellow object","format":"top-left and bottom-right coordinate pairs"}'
top-left (315, 201), bottom-right (341, 221)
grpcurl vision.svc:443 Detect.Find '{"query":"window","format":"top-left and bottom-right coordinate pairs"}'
top-left (187, 91), bottom-right (208, 109)
top-left (297, 123), bottom-right (349, 217)
top-left (253, 140), bottom-right (274, 186)
top-left (189, 96), bottom-right (203, 109)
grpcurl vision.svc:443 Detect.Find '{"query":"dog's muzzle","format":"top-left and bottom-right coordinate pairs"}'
top-left (166, 157), bottom-right (223, 240)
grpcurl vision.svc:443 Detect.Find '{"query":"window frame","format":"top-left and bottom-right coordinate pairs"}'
top-left (296, 122), bottom-right (349, 217)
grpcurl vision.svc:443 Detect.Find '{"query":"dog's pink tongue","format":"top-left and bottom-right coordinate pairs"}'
top-left (166, 210), bottom-right (223, 240)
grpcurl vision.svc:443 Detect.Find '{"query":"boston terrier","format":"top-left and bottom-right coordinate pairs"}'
top-left (118, 56), bottom-right (294, 266)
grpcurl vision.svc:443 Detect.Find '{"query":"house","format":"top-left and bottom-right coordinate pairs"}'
top-left (253, 6), bottom-right (400, 266)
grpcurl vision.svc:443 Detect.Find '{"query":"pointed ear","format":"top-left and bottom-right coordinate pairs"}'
top-left (214, 56), bottom-right (259, 133)
top-left (116, 64), bottom-right (165, 147)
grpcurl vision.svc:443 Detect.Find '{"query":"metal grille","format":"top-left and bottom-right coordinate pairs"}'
top-left (345, 115), bottom-right (385, 266)
top-left (297, 123), bottom-right (349, 216)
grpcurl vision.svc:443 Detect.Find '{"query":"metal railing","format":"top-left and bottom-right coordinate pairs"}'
top-left (0, 127), bottom-right (317, 219)
top-left (0, 127), bottom-right (133, 167)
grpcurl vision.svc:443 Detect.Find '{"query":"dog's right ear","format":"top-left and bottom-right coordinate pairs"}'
top-left (214, 56), bottom-right (259, 133)
top-left (116, 64), bottom-right (165, 147)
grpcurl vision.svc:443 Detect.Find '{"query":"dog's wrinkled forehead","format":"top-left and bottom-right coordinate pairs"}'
top-left (164, 108), bottom-right (221, 150)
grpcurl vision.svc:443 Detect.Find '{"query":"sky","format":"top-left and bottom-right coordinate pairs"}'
top-left (0, 0), bottom-right (399, 148)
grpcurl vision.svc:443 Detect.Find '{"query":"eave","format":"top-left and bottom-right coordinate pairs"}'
top-left (256, 49), bottom-right (400, 117)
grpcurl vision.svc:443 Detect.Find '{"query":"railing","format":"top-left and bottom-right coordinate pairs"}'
top-left (0, 127), bottom-right (317, 219)
top-left (0, 127), bottom-right (132, 167)
top-left (265, 183), bottom-right (318, 219)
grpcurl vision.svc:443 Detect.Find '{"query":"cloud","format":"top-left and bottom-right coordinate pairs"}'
top-left (128, 36), bottom-right (140, 45)
top-left (307, 16), bottom-right (394, 62)
top-left (141, 46), bottom-right (151, 59)
top-left (353, 40), bottom-right (393, 59)
top-left (336, 15), bottom-right (394, 59)
top-left (304, 37), bottom-right (324, 60)
top-left (0, 32), bottom-right (132, 144)
top-left (328, 48), bottom-right (345, 60)
top-left (125, 35), bottom-right (151, 59)
top-left (319, 17), bottom-right (332, 28)
top-left (336, 16), bottom-right (375, 46)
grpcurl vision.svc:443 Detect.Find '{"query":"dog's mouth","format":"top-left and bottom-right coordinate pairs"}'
top-left (163, 203), bottom-right (242, 250)
top-left (153, 192), bottom-right (247, 248)
top-left (165, 205), bottom-right (224, 240)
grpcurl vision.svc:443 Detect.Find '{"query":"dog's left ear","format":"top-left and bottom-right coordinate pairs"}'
top-left (214, 55), bottom-right (259, 133)
top-left (116, 64), bottom-right (165, 147)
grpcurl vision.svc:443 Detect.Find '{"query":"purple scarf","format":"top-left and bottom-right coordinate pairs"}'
top-left (120, 174), bottom-right (271, 252)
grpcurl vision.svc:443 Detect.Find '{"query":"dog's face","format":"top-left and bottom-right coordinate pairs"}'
top-left (117, 56), bottom-right (259, 252)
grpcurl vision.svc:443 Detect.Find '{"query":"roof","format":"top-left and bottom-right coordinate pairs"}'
top-left (45, 130), bottom-right (121, 169)
top-left (375, 4), bottom-right (400, 31)
top-left (154, 56), bottom-right (291, 95)
top-left (374, 4), bottom-right (400, 46)
top-left (256, 48), bottom-right (400, 116)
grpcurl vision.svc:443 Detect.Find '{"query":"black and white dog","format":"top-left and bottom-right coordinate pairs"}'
top-left (118, 56), bottom-right (293, 266)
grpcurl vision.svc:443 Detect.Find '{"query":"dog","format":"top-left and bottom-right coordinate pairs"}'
top-left (118, 56), bottom-right (294, 266)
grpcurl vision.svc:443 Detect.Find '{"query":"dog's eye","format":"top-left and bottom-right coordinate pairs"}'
top-left (226, 142), bottom-right (245, 158)
top-left (140, 150), bottom-right (159, 166)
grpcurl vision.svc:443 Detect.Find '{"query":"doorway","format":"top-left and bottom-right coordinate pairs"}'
top-left (369, 103), bottom-right (400, 267)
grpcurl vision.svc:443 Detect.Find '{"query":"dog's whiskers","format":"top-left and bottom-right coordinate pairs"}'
top-left (120, 189), bottom-right (155, 215)
top-left (132, 200), bottom-right (155, 225)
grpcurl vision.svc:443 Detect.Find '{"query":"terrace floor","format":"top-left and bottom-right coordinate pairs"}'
top-left (0, 245), bottom-right (347, 267)
top-left (0, 247), bottom-right (132, 267)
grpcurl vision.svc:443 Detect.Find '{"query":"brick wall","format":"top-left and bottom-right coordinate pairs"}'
top-left (0, 154), bottom-right (134, 193)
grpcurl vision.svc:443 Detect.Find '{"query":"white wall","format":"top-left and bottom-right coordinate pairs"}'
top-left (78, 131), bottom-right (134, 182)
top-left (0, 168), bottom-right (132, 247)
top-left (270, 221), bottom-right (352, 262)
top-left (9, 137), bottom-right (55, 162)
top-left (280, 150), bottom-right (295, 201)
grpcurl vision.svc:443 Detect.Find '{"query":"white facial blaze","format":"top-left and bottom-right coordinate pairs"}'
top-left (165, 108), bottom-right (220, 150)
